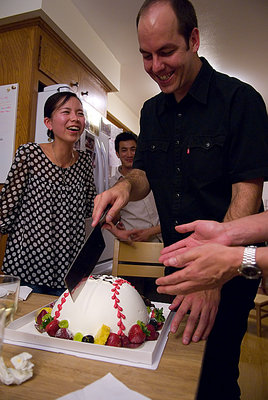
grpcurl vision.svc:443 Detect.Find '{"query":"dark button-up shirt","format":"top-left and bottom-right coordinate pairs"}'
top-left (134, 58), bottom-right (268, 246)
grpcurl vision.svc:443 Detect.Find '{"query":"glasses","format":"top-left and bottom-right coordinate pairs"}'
top-left (0, 275), bottom-right (20, 357)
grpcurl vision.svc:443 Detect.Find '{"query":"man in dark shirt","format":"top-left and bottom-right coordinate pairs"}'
top-left (93, 1), bottom-right (268, 398)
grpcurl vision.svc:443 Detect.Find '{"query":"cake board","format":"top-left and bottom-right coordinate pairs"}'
top-left (4, 302), bottom-right (174, 370)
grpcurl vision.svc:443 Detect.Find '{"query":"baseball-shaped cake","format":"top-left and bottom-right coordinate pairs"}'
top-left (51, 275), bottom-right (150, 337)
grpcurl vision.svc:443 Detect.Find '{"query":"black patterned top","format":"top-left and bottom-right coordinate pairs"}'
top-left (0, 143), bottom-right (96, 289)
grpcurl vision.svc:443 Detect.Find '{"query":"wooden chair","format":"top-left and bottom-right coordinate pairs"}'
top-left (112, 239), bottom-right (165, 278)
top-left (253, 293), bottom-right (268, 337)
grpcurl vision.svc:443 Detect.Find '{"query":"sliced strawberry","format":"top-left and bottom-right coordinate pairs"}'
top-left (120, 334), bottom-right (131, 348)
top-left (106, 333), bottom-right (122, 347)
top-left (45, 319), bottom-right (60, 337)
top-left (128, 324), bottom-right (146, 344)
top-left (146, 324), bottom-right (159, 341)
top-left (36, 309), bottom-right (48, 325)
top-left (55, 328), bottom-right (73, 340)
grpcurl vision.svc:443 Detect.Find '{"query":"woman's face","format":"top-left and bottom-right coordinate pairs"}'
top-left (44, 97), bottom-right (85, 144)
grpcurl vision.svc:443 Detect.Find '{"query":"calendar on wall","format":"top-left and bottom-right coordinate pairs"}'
top-left (0, 83), bottom-right (19, 183)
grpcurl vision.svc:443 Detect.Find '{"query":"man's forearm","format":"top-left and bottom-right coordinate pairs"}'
top-left (223, 211), bottom-right (268, 246)
top-left (123, 168), bottom-right (150, 201)
top-left (223, 178), bottom-right (263, 222)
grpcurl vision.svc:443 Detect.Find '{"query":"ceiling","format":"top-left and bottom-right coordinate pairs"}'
top-left (72, 0), bottom-right (268, 122)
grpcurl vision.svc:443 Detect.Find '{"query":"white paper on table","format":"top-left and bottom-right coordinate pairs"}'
top-left (19, 286), bottom-right (33, 301)
top-left (57, 373), bottom-right (151, 400)
top-left (0, 284), bottom-right (32, 301)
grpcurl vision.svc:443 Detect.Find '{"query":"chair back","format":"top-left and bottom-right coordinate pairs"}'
top-left (112, 239), bottom-right (165, 278)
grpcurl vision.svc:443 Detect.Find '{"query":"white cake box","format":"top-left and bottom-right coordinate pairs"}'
top-left (5, 302), bottom-right (173, 370)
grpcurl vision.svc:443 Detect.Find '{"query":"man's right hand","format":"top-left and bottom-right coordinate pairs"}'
top-left (159, 219), bottom-right (231, 263)
top-left (92, 179), bottom-right (131, 226)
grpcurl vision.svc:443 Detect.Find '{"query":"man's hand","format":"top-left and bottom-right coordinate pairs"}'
top-left (104, 223), bottom-right (159, 242)
top-left (164, 289), bottom-right (220, 344)
top-left (104, 221), bottom-right (133, 241)
top-left (159, 220), bottom-right (231, 263)
top-left (92, 180), bottom-right (131, 227)
top-left (128, 226), bottom-right (160, 242)
top-left (156, 243), bottom-right (243, 294)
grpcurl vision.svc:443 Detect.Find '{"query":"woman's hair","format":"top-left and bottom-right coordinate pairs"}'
top-left (136, 0), bottom-right (198, 48)
top-left (44, 91), bottom-right (82, 141)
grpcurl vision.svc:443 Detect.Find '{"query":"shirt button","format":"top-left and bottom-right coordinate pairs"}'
top-left (151, 144), bottom-right (156, 150)
top-left (177, 167), bottom-right (181, 173)
top-left (205, 142), bottom-right (211, 148)
top-left (176, 193), bottom-right (180, 198)
top-left (176, 140), bottom-right (180, 145)
top-left (174, 220), bottom-right (179, 225)
top-left (177, 113), bottom-right (182, 117)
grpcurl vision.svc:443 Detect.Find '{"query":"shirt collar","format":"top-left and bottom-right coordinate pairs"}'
top-left (159, 57), bottom-right (214, 114)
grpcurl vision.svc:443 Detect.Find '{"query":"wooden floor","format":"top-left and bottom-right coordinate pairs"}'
top-left (238, 303), bottom-right (268, 400)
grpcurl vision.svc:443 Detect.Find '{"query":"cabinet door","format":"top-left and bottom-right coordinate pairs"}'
top-left (39, 31), bottom-right (108, 116)
top-left (78, 73), bottom-right (107, 117)
top-left (39, 32), bottom-right (80, 86)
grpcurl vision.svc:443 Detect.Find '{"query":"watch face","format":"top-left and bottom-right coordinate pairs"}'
top-left (242, 265), bottom-right (262, 278)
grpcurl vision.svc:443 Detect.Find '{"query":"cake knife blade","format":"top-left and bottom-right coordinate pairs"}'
top-left (64, 206), bottom-right (110, 302)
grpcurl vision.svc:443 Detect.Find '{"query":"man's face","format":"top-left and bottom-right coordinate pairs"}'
top-left (117, 140), bottom-right (137, 169)
top-left (138, 2), bottom-right (199, 101)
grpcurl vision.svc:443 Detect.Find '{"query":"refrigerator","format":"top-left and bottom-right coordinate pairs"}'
top-left (34, 84), bottom-right (121, 274)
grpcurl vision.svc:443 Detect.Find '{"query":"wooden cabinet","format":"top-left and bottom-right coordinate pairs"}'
top-left (38, 30), bottom-right (108, 116)
top-left (0, 17), bottom-right (109, 153)
top-left (0, 17), bottom-right (111, 265)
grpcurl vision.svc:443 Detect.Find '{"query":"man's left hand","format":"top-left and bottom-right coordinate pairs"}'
top-left (163, 289), bottom-right (220, 345)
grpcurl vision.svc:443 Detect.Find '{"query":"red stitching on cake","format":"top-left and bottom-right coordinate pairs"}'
top-left (111, 278), bottom-right (127, 335)
top-left (53, 292), bottom-right (69, 320)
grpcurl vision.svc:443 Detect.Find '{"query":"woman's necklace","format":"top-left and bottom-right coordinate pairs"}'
top-left (52, 145), bottom-right (75, 184)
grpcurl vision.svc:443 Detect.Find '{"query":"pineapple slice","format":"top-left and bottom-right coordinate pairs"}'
top-left (94, 324), bottom-right (110, 345)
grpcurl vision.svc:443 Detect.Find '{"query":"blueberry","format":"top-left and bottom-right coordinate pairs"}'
top-left (149, 318), bottom-right (158, 329)
top-left (82, 335), bottom-right (94, 343)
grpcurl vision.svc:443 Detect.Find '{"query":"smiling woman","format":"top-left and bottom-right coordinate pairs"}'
top-left (0, 92), bottom-right (97, 295)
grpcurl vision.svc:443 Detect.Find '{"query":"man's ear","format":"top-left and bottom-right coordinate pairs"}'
top-left (190, 27), bottom-right (200, 53)
top-left (115, 151), bottom-right (120, 160)
top-left (44, 117), bottom-right (52, 130)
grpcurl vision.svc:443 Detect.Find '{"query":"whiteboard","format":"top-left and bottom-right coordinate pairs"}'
top-left (0, 83), bottom-right (19, 183)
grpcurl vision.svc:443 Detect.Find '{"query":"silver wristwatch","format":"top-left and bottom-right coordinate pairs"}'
top-left (238, 245), bottom-right (262, 279)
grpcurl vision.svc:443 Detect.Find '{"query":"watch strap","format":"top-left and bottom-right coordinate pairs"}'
top-left (242, 246), bottom-right (257, 266)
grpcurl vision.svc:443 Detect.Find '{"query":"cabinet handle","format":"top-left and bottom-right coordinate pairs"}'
top-left (70, 81), bottom-right (79, 87)
top-left (81, 91), bottom-right (89, 96)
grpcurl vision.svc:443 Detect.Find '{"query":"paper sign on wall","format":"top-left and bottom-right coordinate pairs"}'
top-left (0, 83), bottom-right (19, 183)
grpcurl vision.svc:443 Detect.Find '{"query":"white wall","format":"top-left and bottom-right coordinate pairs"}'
top-left (107, 93), bottom-right (139, 134)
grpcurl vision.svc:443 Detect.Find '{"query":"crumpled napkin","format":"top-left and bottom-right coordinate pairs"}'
top-left (0, 352), bottom-right (34, 385)
top-left (0, 284), bottom-right (32, 301)
top-left (57, 372), bottom-right (151, 400)
top-left (19, 286), bottom-right (33, 301)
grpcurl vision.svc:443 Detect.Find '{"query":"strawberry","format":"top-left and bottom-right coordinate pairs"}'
top-left (106, 333), bottom-right (122, 347)
top-left (146, 324), bottom-right (159, 341)
top-left (45, 319), bottom-right (60, 337)
top-left (55, 328), bottom-right (73, 340)
top-left (120, 334), bottom-right (131, 348)
top-left (150, 307), bottom-right (165, 330)
top-left (128, 322), bottom-right (147, 344)
top-left (36, 309), bottom-right (48, 325)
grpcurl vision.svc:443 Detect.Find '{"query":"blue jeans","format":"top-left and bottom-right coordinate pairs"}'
top-left (196, 276), bottom-right (259, 400)
top-left (20, 280), bottom-right (64, 297)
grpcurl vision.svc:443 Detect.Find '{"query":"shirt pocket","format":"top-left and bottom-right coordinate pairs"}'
top-left (185, 135), bottom-right (226, 183)
top-left (139, 140), bottom-right (171, 178)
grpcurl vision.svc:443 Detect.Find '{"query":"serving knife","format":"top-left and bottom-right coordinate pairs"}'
top-left (64, 207), bottom-right (110, 301)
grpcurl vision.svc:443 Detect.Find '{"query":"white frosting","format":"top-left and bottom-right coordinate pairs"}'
top-left (51, 275), bottom-right (149, 337)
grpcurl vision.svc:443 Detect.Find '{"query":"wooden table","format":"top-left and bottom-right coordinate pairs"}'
top-left (0, 293), bottom-right (205, 400)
